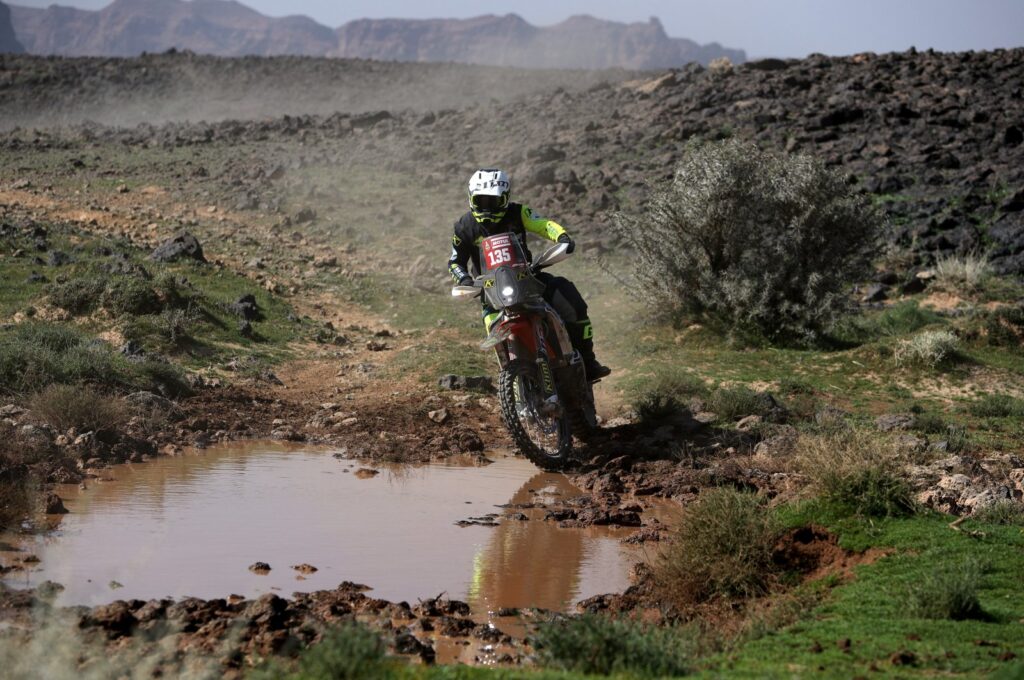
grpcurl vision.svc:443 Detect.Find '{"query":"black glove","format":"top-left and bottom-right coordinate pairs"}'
top-left (557, 234), bottom-right (576, 254)
top-left (458, 276), bottom-right (474, 286)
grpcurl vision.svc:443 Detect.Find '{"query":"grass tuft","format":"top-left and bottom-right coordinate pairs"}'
top-left (933, 251), bottom-right (992, 292)
top-left (533, 614), bottom-right (694, 677)
top-left (972, 500), bottom-right (1024, 526)
top-left (655, 488), bottom-right (779, 606)
top-left (965, 393), bottom-right (1024, 418)
top-left (631, 372), bottom-right (708, 423)
top-left (904, 558), bottom-right (987, 621)
top-left (250, 623), bottom-right (389, 680)
top-left (793, 429), bottom-right (916, 517)
top-left (893, 329), bottom-right (960, 368)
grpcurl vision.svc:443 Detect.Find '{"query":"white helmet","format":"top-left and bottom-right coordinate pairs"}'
top-left (468, 169), bottom-right (511, 223)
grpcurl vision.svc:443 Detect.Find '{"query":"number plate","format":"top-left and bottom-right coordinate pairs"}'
top-left (481, 233), bottom-right (523, 270)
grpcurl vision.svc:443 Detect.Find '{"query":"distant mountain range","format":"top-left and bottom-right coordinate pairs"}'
top-left (5, 0), bottom-right (745, 68)
top-left (0, 1), bottom-right (24, 52)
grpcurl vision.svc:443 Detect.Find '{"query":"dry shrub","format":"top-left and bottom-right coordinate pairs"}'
top-left (27, 384), bottom-right (127, 433)
top-left (613, 139), bottom-right (881, 343)
top-left (933, 251), bottom-right (992, 293)
top-left (893, 329), bottom-right (960, 368)
top-left (792, 429), bottom-right (915, 517)
top-left (655, 487), bottom-right (779, 607)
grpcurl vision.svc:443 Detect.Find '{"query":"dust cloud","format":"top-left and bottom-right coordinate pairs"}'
top-left (0, 53), bottom-right (636, 130)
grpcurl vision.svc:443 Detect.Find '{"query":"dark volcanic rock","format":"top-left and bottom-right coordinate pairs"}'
top-left (437, 374), bottom-right (494, 392)
top-left (150, 231), bottom-right (206, 263)
top-left (227, 293), bottom-right (260, 320)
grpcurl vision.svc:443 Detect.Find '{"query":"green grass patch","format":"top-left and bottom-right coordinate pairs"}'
top-left (706, 508), bottom-right (1024, 677)
top-left (966, 393), bottom-right (1024, 418)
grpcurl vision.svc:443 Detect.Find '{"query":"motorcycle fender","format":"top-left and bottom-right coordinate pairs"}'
top-left (505, 318), bottom-right (538, 356)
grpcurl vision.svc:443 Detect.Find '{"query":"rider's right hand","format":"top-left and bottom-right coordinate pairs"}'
top-left (458, 276), bottom-right (474, 286)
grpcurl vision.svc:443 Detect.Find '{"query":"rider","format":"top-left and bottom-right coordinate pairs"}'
top-left (447, 169), bottom-right (611, 380)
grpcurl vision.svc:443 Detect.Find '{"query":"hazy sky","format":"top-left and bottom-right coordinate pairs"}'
top-left (11, 0), bottom-right (1024, 58)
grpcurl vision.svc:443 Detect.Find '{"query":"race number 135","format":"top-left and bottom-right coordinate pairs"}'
top-left (485, 246), bottom-right (513, 268)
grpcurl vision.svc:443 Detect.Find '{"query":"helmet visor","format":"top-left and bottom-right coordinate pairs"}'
top-left (471, 193), bottom-right (508, 213)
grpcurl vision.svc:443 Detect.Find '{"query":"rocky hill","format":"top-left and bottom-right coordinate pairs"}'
top-left (0, 1), bottom-right (23, 53)
top-left (7, 0), bottom-right (744, 68)
top-left (2, 48), bottom-right (1022, 276)
top-left (333, 15), bottom-right (744, 70)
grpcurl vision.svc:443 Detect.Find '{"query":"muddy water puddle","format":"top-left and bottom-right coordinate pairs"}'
top-left (2, 443), bottom-right (656, 629)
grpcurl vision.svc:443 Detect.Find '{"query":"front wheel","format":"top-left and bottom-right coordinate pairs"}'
top-left (499, 358), bottom-right (573, 470)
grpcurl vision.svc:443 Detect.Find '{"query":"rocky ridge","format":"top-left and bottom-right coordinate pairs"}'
top-left (8, 0), bottom-right (744, 68)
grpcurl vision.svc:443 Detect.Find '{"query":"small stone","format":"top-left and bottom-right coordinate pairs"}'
top-left (736, 415), bottom-right (762, 431)
top-left (875, 414), bottom-right (914, 432)
top-left (43, 492), bottom-right (68, 514)
top-left (428, 408), bottom-right (450, 424)
top-left (248, 562), bottom-right (272, 574)
top-left (291, 563), bottom-right (318, 574)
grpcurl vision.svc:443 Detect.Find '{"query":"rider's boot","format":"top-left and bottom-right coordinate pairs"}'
top-left (568, 320), bottom-right (611, 381)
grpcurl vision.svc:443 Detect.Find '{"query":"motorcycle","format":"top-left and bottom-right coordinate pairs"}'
top-left (451, 233), bottom-right (598, 470)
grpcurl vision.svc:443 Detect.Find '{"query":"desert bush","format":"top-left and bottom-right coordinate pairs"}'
top-left (250, 623), bottom-right (389, 680)
top-left (912, 411), bottom-right (948, 434)
top-left (655, 488), bottom-right (779, 606)
top-left (0, 323), bottom-right (188, 396)
top-left (631, 372), bottom-right (708, 423)
top-left (613, 139), bottom-right (882, 343)
top-left (983, 306), bottom-right (1024, 348)
top-left (533, 614), bottom-right (694, 677)
top-left (708, 385), bottom-right (783, 421)
top-left (0, 323), bottom-right (127, 393)
top-left (47, 276), bottom-right (106, 314)
top-left (933, 251), bottom-right (992, 293)
top-left (973, 500), bottom-right (1024, 526)
top-left (101, 277), bottom-right (162, 316)
top-left (893, 329), bottom-right (960, 368)
top-left (904, 558), bottom-right (986, 620)
top-left (793, 429), bottom-right (915, 517)
top-left (966, 393), bottom-right (1024, 418)
top-left (27, 384), bottom-right (127, 433)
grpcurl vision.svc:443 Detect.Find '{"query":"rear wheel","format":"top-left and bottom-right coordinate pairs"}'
top-left (499, 358), bottom-right (573, 470)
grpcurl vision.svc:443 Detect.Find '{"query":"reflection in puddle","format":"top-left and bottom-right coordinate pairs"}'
top-left (2, 443), bottom-right (651, 628)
